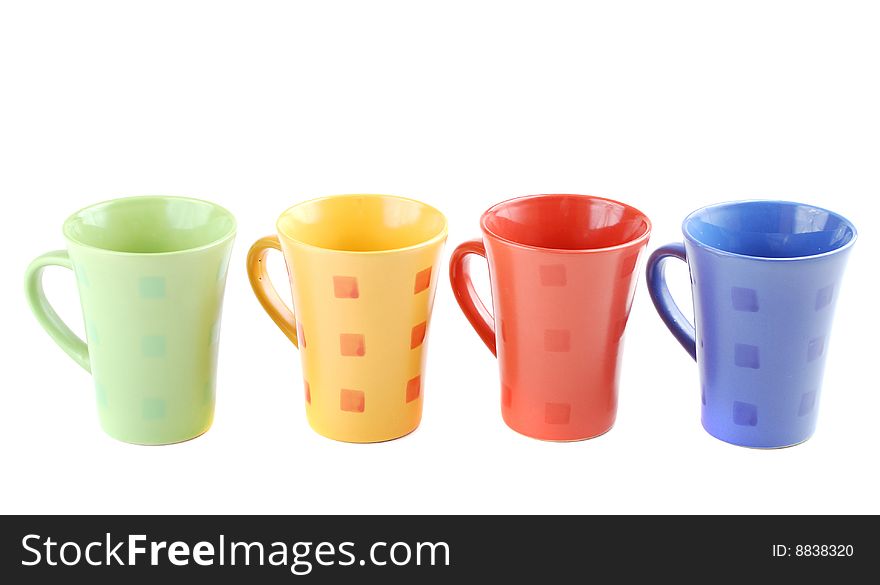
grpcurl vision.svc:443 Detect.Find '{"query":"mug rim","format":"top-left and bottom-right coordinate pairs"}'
top-left (682, 199), bottom-right (858, 262)
top-left (275, 193), bottom-right (448, 254)
top-left (479, 193), bottom-right (652, 254)
top-left (62, 195), bottom-right (237, 256)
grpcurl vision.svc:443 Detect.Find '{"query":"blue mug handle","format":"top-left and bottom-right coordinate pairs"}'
top-left (646, 243), bottom-right (697, 360)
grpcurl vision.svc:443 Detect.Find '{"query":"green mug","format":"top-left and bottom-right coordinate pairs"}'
top-left (25, 196), bottom-right (236, 445)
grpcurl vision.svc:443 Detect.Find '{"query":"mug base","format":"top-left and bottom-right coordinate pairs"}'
top-left (102, 425), bottom-right (211, 446)
top-left (702, 422), bottom-right (813, 449)
top-left (306, 418), bottom-right (420, 444)
top-left (502, 417), bottom-right (614, 442)
top-left (99, 406), bottom-right (215, 446)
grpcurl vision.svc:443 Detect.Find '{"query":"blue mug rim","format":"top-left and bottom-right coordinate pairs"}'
top-left (682, 199), bottom-right (858, 262)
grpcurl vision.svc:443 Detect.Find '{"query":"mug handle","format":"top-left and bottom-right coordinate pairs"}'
top-left (246, 236), bottom-right (299, 347)
top-left (449, 239), bottom-right (496, 355)
top-left (24, 250), bottom-right (91, 372)
top-left (645, 243), bottom-right (697, 360)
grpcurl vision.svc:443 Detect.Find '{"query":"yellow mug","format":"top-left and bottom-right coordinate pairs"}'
top-left (247, 195), bottom-right (447, 442)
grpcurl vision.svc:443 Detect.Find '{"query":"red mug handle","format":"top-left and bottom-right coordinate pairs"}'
top-left (449, 239), bottom-right (496, 356)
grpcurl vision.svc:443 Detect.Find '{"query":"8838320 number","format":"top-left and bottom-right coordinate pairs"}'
top-left (795, 545), bottom-right (854, 557)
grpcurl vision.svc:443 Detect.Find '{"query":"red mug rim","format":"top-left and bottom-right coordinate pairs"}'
top-left (479, 194), bottom-right (652, 254)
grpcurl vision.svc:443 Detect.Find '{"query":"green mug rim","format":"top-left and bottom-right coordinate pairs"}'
top-left (62, 195), bottom-right (237, 256)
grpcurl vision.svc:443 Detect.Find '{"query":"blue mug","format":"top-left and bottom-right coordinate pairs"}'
top-left (646, 200), bottom-right (856, 448)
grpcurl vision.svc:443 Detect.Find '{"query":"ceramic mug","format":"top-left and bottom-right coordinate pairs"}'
top-left (247, 194), bottom-right (447, 443)
top-left (646, 200), bottom-right (856, 448)
top-left (25, 196), bottom-right (236, 445)
top-left (449, 194), bottom-right (651, 440)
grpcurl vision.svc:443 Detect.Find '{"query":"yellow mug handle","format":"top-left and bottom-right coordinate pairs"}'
top-left (246, 235), bottom-right (299, 347)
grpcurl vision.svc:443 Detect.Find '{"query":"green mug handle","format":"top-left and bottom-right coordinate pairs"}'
top-left (24, 250), bottom-right (91, 372)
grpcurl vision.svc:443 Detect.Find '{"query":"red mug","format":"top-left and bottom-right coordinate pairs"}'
top-left (449, 194), bottom-right (651, 440)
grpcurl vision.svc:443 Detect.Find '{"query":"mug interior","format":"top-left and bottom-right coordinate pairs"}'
top-left (63, 196), bottom-right (236, 253)
top-left (481, 194), bottom-right (649, 250)
top-left (277, 195), bottom-right (447, 252)
top-left (684, 201), bottom-right (856, 259)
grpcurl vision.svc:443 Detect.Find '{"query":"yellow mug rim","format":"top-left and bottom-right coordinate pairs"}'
top-left (275, 194), bottom-right (448, 254)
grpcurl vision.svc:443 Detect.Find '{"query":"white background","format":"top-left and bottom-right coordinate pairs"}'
top-left (1, 0), bottom-right (877, 514)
